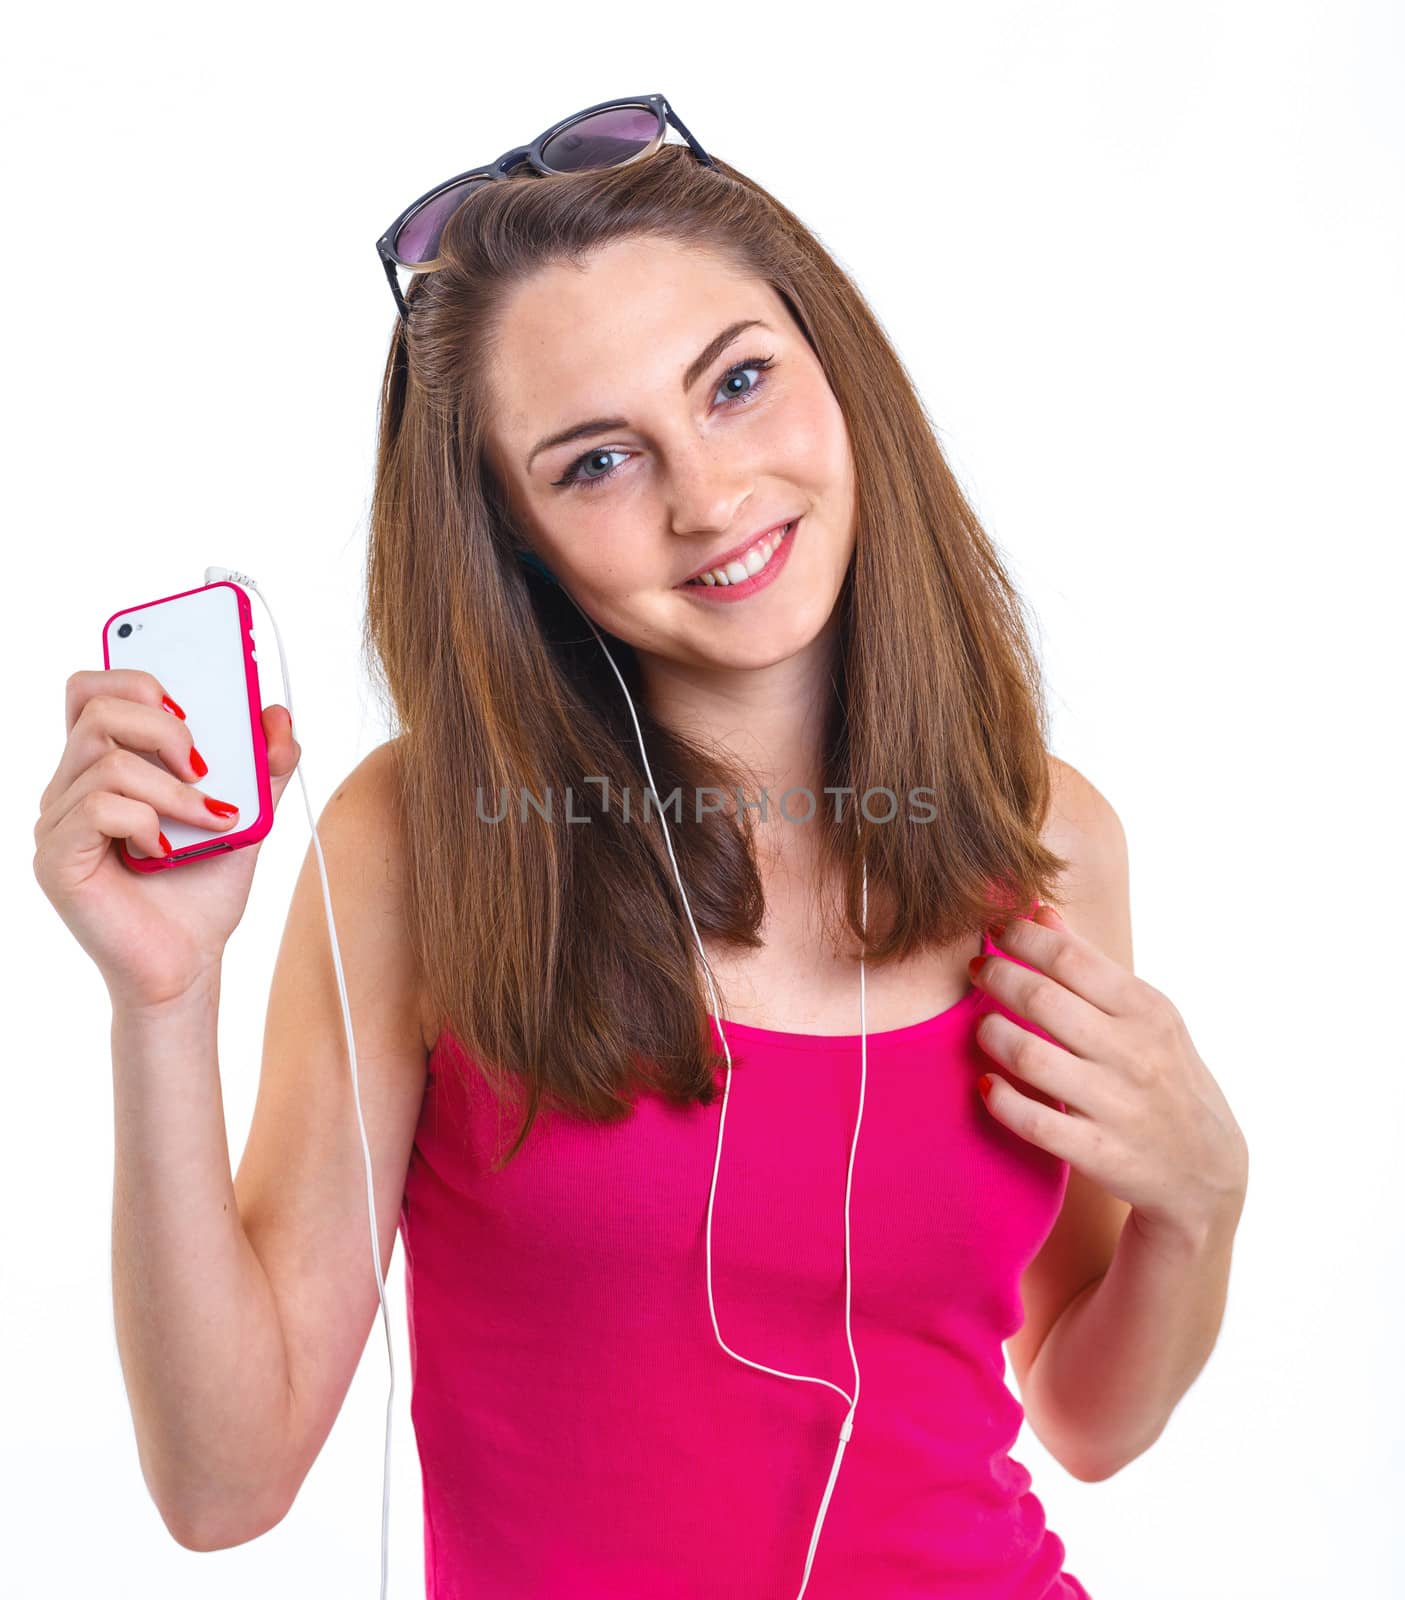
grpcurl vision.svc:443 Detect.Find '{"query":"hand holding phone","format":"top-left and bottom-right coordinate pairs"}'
top-left (102, 580), bottom-right (274, 871)
top-left (32, 582), bottom-right (305, 1012)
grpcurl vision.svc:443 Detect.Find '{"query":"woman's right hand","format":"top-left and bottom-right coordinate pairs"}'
top-left (33, 669), bottom-right (304, 1012)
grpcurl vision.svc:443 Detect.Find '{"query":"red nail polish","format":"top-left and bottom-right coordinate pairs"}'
top-left (158, 831), bottom-right (173, 856)
top-left (968, 954), bottom-right (988, 979)
top-left (977, 1074), bottom-right (993, 1096)
top-left (161, 694), bottom-right (186, 720)
top-left (189, 745), bottom-right (208, 778)
top-left (204, 797), bottom-right (238, 819)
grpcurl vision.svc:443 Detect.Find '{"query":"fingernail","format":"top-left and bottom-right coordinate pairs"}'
top-left (161, 694), bottom-right (186, 720)
top-left (158, 831), bottom-right (173, 856)
top-left (977, 1074), bottom-right (993, 1096)
top-left (204, 797), bottom-right (239, 819)
top-left (189, 745), bottom-right (208, 778)
top-left (968, 954), bottom-right (988, 979)
top-left (988, 921), bottom-right (1007, 942)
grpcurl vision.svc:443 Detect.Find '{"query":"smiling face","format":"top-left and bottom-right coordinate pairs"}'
top-left (483, 235), bottom-right (857, 675)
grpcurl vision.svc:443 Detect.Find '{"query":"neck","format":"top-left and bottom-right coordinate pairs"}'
top-left (634, 614), bottom-right (842, 853)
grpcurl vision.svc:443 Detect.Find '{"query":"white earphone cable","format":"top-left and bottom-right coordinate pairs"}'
top-left (206, 565), bottom-right (865, 1600)
top-left (575, 611), bottom-right (866, 1600)
top-left (204, 568), bottom-right (396, 1600)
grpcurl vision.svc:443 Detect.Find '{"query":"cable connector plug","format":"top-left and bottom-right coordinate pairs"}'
top-left (204, 565), bottom-right (260, 590)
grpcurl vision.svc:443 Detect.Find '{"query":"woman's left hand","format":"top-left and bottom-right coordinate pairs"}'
top-left (971, 903), bottom-right (1249, 1249)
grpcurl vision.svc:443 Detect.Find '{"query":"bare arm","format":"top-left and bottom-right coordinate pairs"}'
top-left (111, 971), bottom-right (295, 1550)
top-left (1020, 1201), bottom-right (1243, 1482)
top-left (108, 741), bottom-right (429, 1550)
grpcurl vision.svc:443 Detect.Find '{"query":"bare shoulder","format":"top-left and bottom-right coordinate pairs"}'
top-left (1041, 752), bottom-right (1132, 964)
top-left (1043, 751), bottom-right (1125, 854)
top-left (1004, 752), bottom-right (1135, 1407)
top-left (324, 737), bottom-right (438, 1055)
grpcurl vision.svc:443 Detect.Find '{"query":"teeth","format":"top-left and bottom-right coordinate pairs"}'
top-left (687, 521), bottom-right (793, 587)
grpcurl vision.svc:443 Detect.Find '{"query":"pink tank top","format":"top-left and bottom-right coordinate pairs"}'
top-left (398, 925), bottom-right (1092, 1598)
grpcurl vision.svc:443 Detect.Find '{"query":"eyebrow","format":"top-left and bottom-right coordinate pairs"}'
top-left (525, 318), bottom-right (771, 473)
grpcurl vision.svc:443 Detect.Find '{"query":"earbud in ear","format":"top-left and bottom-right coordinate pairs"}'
top-left (517, 548), bottom-right (562, 587)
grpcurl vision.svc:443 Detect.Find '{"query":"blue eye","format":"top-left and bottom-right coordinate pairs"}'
top-left (554, 354), bottom-right (777, 492)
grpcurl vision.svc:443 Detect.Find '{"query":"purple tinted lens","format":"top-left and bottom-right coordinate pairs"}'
top-left (540, 106), bottom-right (659, 172)
top-left (396, 177), bottom-right (490, 264)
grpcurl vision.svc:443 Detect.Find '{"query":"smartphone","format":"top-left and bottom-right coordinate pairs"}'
top-left (101, 580), bottom-right (273, 872)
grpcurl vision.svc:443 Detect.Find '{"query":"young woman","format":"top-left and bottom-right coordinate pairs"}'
top-left (35, 97), bottom-right (1248, 1598)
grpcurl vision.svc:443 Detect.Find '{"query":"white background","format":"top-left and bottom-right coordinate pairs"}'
top-left (4, 2), bottom-right (1401, 1596)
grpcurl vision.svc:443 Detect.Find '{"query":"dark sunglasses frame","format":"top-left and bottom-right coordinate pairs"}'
top-left (375, 93), bottom-right (717, 324)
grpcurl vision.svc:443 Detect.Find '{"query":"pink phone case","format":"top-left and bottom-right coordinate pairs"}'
top-left (101, 580), bottom-right (273, 872)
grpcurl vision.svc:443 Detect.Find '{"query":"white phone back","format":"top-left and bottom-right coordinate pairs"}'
top-left (102, 581), bottom-right (270, 865)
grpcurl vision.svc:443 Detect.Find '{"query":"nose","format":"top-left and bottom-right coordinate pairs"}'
top-left (665, 452), bottom-right (756, 546)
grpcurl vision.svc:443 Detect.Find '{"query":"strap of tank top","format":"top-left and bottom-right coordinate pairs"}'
top-left (982, 897), bottom-right (1044, 953)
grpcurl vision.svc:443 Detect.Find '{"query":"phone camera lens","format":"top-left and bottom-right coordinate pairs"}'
top-left (117, 623), bottom-right (133, 638)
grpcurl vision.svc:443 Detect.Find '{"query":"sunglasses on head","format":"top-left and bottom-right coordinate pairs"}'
top-left (375, 93), bottom-right (716, 324)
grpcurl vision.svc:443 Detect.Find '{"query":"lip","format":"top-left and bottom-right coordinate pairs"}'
top-left (675, 516), bottom-right (801, 587)
top-left (674, 517), bottom-right (801, 604)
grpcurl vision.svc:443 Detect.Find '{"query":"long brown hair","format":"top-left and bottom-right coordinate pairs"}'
top-left (364, 143), bottom-right (1069, 1166)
